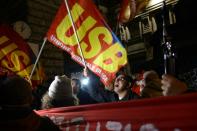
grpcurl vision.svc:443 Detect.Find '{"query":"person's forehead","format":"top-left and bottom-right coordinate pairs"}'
top-left (116, 74), bottom-right (125, 79)
top-left (71, 79), bottom-right (76, 83)
top-left (71, 80), bottom-right (77, 83)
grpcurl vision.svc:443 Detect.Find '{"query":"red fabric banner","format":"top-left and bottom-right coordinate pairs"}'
top-left (37, 93), bottom-right (197, 131)
top-left (47, 0), bottom-right (127, 86)
top-left (0, 24), bottom-right (44, 88)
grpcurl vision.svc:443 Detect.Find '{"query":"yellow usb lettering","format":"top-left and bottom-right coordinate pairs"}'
top-left (17, 64), bottom-right (40, 80)
top-left (1, 50), bottom-right (30, 72)
top-left (56, 3), bottom-right (96, 46)
top-left (79, 27), bottom-right (112, 59)
top-left (0, 43), bottom-right (18, 60)
top-left (93, 43), bottom-right (127, 73)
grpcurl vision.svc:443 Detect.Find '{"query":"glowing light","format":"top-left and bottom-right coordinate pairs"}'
top-left (82, 77), bottom-right (89, 85)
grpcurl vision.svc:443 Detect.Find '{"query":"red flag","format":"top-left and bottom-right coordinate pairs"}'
top-left (47, 0), bottom-right (127, 85)
top-left (37, 93), bottom-right (197, 130)
top-left (0, 24), bottom-right (45, 88)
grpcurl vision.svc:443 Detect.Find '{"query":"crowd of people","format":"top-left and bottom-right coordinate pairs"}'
top-left (0, 62), bottom-right (195, 131)
top-left (0, 0), bottom-right (196, 130)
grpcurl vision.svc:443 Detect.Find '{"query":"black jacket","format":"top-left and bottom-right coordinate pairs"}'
top-left (119, 90), bottom-right (140, 101)
top-left (77, 89), bottom-right (98, 105)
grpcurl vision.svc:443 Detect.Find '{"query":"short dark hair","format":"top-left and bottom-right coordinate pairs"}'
top-left (124, 75), bottom-right (133, 84)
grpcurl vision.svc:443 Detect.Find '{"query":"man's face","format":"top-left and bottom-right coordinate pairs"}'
top-left (71, 80), bottom-right (80, 94)
top-left (114, 75), bottom-right (129, 93)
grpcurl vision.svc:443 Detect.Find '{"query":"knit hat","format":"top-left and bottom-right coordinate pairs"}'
top-left (48, 75), bottom-right (73, 100)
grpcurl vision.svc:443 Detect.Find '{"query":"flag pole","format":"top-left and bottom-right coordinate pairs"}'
top-left (64, 0), bottom-right (87, 69)
top-left (30, 37), bottom-right (47, 80)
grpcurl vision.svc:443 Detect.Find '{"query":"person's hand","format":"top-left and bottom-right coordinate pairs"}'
top-left (161, 74), bottom-right (187, 96)
top-left (83, 67), bottom-right (89, 77)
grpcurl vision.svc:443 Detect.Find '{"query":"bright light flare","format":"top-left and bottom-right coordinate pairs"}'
top-left (81, 77), bottom-right (89, 85)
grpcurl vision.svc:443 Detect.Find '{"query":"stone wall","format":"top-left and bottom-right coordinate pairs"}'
top-left (27, 0), bottom-right (65, 79)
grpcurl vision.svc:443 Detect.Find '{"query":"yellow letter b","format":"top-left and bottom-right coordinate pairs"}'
top-left (93, 43), bottom-right (127, 73)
